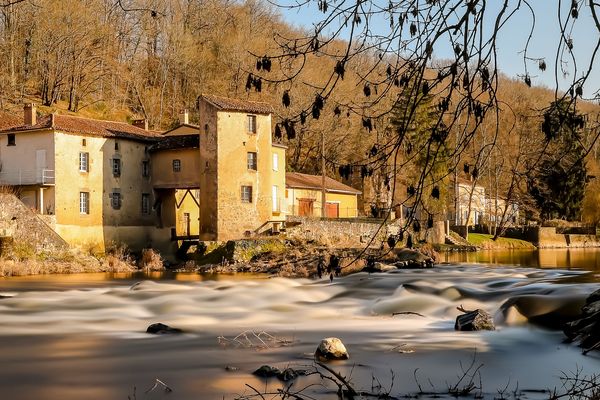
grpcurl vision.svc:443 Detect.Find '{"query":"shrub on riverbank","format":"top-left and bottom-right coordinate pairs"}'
top-left (0, 241), bottom-right (143, 277)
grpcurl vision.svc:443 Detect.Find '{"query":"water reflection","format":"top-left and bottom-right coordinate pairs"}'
top-left (444, 248), bottom-right (600, 271)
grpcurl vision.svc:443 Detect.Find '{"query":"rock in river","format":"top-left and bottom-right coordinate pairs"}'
top-left (146, 323), bottom-right (183, 334)
top-left (455, 309), bottom-right (495, 331)
top-left (564, 288), bottom-right (600, 354)
top-left (393, 248), bottom-right (434, 269)
top-left (315, 337), bottom-right (349, 361)
top-left (253, 365), bottom-right (281, 378)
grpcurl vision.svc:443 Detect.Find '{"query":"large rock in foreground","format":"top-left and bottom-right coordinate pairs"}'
top-left (564, 288), bottom-right (600, 354)
top-left (455, 309), bottom-right (495, 331)
top-left (315, 337), bottom-right (349, 361)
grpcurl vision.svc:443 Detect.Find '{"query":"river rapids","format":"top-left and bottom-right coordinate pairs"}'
top-left (1, 264), bottom-right (599, 399)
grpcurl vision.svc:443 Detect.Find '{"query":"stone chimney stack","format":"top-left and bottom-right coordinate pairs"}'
top-left (24, 103), bottom-right (36, 126)
top-left (179, 109), bottom-right (189, 125)
top-left (132, 119), bottom-right (148, 130)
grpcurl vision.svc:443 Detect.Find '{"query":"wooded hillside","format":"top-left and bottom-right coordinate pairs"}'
top-left (1, 0), bottom-right (600, 224)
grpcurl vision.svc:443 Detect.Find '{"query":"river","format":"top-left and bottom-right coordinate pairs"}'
top-left (1, 249), bottom-right (600, 399)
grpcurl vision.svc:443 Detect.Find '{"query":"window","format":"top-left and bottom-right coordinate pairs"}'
top-left (79, 152), bottom-right (89, 172)
top-left (111, 191), bottom-right (121, 210)
top-left (272, 185), bottom-right (279, 212)
top-left (82, 139), bottom-right (86, 146)
top-left (112, 158), bottom-right (121, 177)
top-left (7, 134), bottom-right (15, 146)
top-left (272, 153), bottom-right (279, 171)
top-left (241, 185), bottom-right (253, 203)
top-left (247, 152), bottom-right (257, 170)
top-left (142, 193), bottom-right (151, 214)
top-left (247, 115), bottom-right (257, 133)
top-left (173, 159), bottom-right (181, 172)
top-left (79, 192), bottom-right (89, 214)
top-left (142, 160), bottom-right (150, 177)
top-left (114, 141), bottom-right (119, 151)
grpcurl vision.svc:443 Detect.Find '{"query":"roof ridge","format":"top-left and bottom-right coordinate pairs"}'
top-left (55, 113), bottom-right (140, 127)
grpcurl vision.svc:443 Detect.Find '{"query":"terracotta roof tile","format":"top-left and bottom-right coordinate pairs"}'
top-left (2, 114), bottom-right (161, 141)
top-left (149, 134), bottom-right (199, 151)
top-left (0, 110), bottom-right (22, 131)
top-left (201, 94), bottom-right (274, 114)
top-left (286, 172), bottom-right (361, 194)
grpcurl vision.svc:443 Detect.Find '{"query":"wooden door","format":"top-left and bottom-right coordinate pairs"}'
top-left (325, 202), bottom-right (339, 218)
top-left (298, 199), bottom-right (314, 216)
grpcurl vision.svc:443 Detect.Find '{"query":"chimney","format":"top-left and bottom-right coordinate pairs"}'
top-left (179, 109), bottom-right (189, 125)
top-left (24, 103), bottom-right (36, 126)
top-left (132, 119), bottom-right (148, 131)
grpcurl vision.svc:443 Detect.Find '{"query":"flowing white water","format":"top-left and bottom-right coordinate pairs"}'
top-left (1, 264), bottom-right (599, 399)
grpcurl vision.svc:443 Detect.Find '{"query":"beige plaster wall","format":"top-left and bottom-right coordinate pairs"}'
top-left (151, 148), bottom-right (200, 188)
top-left (270, 145), bottom-right (286, 222)
top-left (215, 110), bottom-right (273, 239)
top-left (53, 132), bottom-right (155, 250)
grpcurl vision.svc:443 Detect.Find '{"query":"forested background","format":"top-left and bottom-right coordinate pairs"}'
top-left (1, 0), bottom-right (600, 226)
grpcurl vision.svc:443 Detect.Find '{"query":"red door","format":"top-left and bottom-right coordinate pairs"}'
top-left (325, 202), bottom-right (339, 218)
top-left (298, 199), bottom-right (314, 216)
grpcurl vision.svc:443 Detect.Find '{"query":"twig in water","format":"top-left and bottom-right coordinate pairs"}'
top-left (392, 311), bottom-right (425, 317)
top-left (145, 378), bottom-right (172, 394)
top-left (315, 361), bottom-right (358, 398)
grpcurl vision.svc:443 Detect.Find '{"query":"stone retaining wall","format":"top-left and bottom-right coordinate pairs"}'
top-left (286, 216), bottom-right (392, 247)
top-left (0, 193), bottom-right (68, 255)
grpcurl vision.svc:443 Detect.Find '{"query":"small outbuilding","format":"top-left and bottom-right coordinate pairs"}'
top-left (285, 172), bottom-right (361, 218)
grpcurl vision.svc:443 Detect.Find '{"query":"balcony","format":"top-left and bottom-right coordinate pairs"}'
top-left (0, 169), bottom-right (55, 186)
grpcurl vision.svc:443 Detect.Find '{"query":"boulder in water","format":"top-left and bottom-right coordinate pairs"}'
top-left (455, 309), bottom-right (495, 331)
top-left (315, 337), bottom-right (349, 361)
top-left (564, 288), bottom-right (600, 354)
top-left (146, 323), bottom-right (183, 334)
top-left (253, 365), bottom-right (281, 378)
top-left (393, 248), bottom-right (434, 269)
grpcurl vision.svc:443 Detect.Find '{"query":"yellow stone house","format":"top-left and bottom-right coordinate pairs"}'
top-left (0, 96), bottom-right (287, 253)
top-left (285, 172), bottom-right (361, 218)
top-left (197, 94), bottom-right (286, 240)
top-left (0, 104), bottom-right (171, 253)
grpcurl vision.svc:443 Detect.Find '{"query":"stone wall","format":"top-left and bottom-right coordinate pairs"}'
top-left (286, 216), bottom-right (401, 248)
top-left (501, 226), bottom-right (600, 248)
top-left (0, 193), bottom-right (68, 255)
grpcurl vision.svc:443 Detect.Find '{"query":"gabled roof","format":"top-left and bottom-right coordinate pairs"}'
top-left (200, 94), bottom-right (274, 114)
top-left (286, 172), bottom-right (361, 195)
top-left (162, 123), bottom-right (199, 136)
top-left (149, 134), bottom-right (199, 152)
top-left (1, 114), bottom-right (162, 141)
top-left (0, 110), bottom-right (22, 131)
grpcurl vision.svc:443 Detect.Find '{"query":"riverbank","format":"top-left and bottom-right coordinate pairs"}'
top-left (466, 233), bottom-right (536, 250)
top-left (0, 246), bottom-right (164, 277)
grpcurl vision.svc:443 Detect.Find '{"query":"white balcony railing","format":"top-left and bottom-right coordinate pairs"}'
top-left (0, 169), bottom-right (55, 186)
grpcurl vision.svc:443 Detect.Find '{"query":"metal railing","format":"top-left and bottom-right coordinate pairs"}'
top-left (0, 169), bottom-right (55, 185)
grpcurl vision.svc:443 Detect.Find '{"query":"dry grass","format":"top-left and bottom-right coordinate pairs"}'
top-left (101, 243), bottom-right (136, 273)
top-left (0, 256), bottom-right (105, 277)
top-left (139, 248), bottom-right (164, 271)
